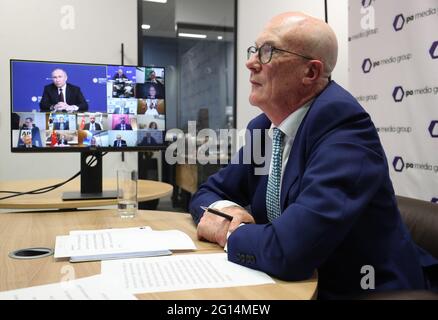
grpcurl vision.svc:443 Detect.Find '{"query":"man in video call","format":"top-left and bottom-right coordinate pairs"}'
top-left (113, 100), bottom-right (130, 114)
top-left (113, 68), bottom-right (127, 80)
top-left (113, 134), bottom-right (127, 147)
top-left (114, 117), bottom-right (132, 130)
top-left (147, 70), bottom-right (164, 95)
top-left (139, 131), bottom-right (158, 146)
top-left (54, 115), bottom-right (69, 130)
top-left (19, 135), bottom-right (36, 148)
top-left (17, 117), bottom-right (43, 148)
top-left (84, 114), bottom-right (102, 131)
top-left (57, 134), bottom-right (69, 146)
top-left (39, 68), bottom-right (88, 112)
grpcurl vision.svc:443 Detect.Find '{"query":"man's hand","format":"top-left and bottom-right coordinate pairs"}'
top-left (53, 102), bottom-right (78, 112)
top-left (220, 206), bottom-right (255, 231)
top-left (197, 212), bottom-right (230, 247)
top-left (65, 104), bottom-right (79, 112)
top-left (197, 206), bottom-right (255, 247)
top-left (54, 102), bottom-right (68, 111)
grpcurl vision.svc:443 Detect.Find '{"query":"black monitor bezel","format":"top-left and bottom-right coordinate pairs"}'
top-left (10, 58), bottom-right (168, 153)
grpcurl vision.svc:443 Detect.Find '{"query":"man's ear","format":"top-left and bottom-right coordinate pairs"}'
top-left (302, 60), bottom-right (324, 85)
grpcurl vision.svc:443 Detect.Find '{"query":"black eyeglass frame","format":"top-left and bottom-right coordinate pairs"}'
top-left (247, 43), bottom-right (315, 64)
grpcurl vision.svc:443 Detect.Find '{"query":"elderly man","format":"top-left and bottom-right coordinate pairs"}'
top-left (40, 68), bottom-right (88, 112)
top-left (113, 134), bottom-right (127, 147)
top-left (189, 12), bottom-right (438, 299)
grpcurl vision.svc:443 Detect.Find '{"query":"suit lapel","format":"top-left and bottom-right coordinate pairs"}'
top-left (65, 84), bottom-right (71, 104)
top-left (51, 85), bottom-right (58, 102)
top-left (280, 142), bottom-right (300, 210)
top-left (279, 109), bottom-right (310, 210)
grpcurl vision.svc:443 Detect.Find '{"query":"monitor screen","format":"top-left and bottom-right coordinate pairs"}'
top-left (10, 59), bottom-right (167, 152)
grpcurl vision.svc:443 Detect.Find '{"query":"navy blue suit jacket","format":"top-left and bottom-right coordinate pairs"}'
top-left (190, 81), bottom-right (437, 299)
top-left (40, 83), bottom-right (88, 112)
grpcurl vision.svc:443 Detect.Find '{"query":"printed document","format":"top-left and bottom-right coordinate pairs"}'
top-left (54, 227), bottom-right (196, 262)
top-left (0, 275), bottom-right (136, 300)
top-left (101, 253), bottom-right (274, 294)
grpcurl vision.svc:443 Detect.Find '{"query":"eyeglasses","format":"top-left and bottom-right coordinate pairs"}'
top-left (247, 43), bottom-right (314, 64)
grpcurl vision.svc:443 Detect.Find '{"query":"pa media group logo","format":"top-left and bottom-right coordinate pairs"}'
top-left (393, 14), bottom-right (405, 31)
top-left (362, 58), bottom-right (372, 73)
top-left (393, 8), bottom-right (438, 32)
top-left (393, 156), bottom-right (405, 172)
top-left (392, 85), bottom-right (438, 102)
top-left (392, 86), bottom-right (404, 102)
top-left (429, 121), bottom-right (438, 138)
top-left (430, 41), bottom-right (438, 59)
top-left (392, 156), bottom-right (438, 174)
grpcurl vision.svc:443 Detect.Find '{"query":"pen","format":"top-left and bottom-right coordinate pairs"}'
top-left (200, 206), bottom-right (233, 221)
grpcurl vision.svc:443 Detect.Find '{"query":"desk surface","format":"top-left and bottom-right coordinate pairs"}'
top-left (0, 179), bottom-right (173, 209)
top-left (0, 210), bottom-right (317, 300)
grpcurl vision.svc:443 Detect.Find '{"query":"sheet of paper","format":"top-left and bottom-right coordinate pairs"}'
top-left (69, 226), bottom-right (152, 234)
top-left (101, 253), bottom-right (274, 294)
top-left (54, 228), bottom-right (196, 259)
top-left (0, 275), bottom-right (136, 300)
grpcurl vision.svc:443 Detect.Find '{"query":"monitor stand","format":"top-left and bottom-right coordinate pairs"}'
top-left (62, 151), bottom-right (118, 201)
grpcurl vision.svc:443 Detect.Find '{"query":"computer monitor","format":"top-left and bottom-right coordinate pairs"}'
top-left (10, 59), bottom-right (167, 199)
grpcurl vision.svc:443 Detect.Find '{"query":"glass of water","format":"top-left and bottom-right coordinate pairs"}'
top-left (117, 168), bottom-right (138, 218)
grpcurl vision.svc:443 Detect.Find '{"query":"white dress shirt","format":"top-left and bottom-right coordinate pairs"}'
top-left (58, 84), bottom-right (67, 103)
top-left (210, 100), bottom-right (312, 210)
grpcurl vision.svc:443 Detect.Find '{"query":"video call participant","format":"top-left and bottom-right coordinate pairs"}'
top-left (84, 114), bottom-right (102, 131)
top-left (18, 135), bottom-right (36, 148)
top-left (189, 11), bottom-right (438, 299)
top-left (112, 69), bottom-right (133, 98)
top-left (113, 134), bottom-right (127, 147)
top-left (57, 134), bottom-right (69, 146)
top-left (17, 117), bottom-right (43, 147)
top-left (138, 131), bottom-right (159, 146)
top-left (54, 115), bottom-right (69, 130)
top-left (148, 85), bottom-right (157, 99)
top-left (113, 100), bottom-right (130, 114)
top-left (147, 70), bottom-right (164, 85)
top-left (40, 68), bottom-right (88, 112)
top-left (113, 68), bottom-right (128, 80)
top-left (90, 136), bottom-right (99, 147)
top-left (145, 100), bottom-right (159, 116)
top-left (114, 117), bottom-right (132, 130)
top-left (135, 83), bottom-right (164, 100)
top-left (146, 70), bottom-right (165, 95)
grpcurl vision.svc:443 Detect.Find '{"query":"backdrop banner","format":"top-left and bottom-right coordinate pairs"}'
top-left (348, 0), bottom-right (438, 203)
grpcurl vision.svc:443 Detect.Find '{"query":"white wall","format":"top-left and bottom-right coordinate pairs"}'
top-left (0, 0), bottom-right (138, 181)
top-left (175, 0), bottom-right (235, 27)
top-left (236, 0), bottom-right (349, 129)
top-left (327, 0), bottom-right (349, 89)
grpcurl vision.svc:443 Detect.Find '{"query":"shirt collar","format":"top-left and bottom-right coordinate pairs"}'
top-left (270, 99), bottom-right (313, 139)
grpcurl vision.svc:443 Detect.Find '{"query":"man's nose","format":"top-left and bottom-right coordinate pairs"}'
top-left (246, 53), bottom-right (261, 71)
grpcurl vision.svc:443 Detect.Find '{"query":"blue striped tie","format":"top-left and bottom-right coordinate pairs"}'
top-left (266, 128), bottom-right (284, 222)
